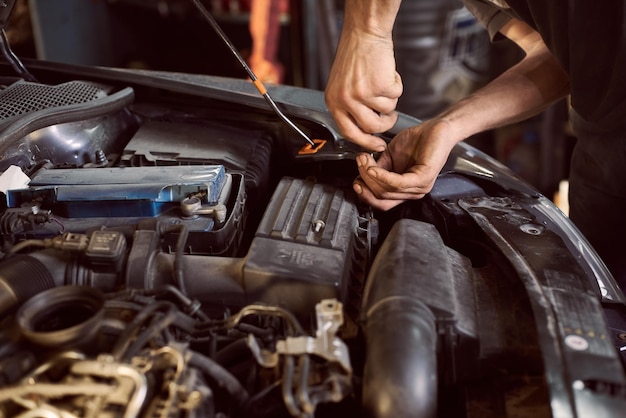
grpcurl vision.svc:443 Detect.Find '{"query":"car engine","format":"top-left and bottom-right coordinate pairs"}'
top-left (0, 68), bottom-right (625, 418)
top-left (0, 78), bottom-right (374, 418)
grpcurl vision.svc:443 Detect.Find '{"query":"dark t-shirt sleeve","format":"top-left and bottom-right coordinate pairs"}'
top-left (461, 0), bottom-right (513, 41)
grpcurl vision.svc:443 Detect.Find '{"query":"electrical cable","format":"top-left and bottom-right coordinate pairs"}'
top-left (0, 29), bottom-right (37, 82)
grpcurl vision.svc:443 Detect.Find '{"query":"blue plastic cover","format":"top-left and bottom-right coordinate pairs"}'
top-left (7, 165), bottom-right (226, 218)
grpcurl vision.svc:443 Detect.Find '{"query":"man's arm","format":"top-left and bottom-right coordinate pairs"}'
top-left (353, 18), bottom-right (571, 210)
top-left (324, 0), bottom-right (404, 152)
top-left (438, 18), bottom-right (570, 139)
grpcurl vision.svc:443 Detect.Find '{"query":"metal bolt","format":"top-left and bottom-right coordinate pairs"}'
top-left (94, 149), bottom-right (107, 165)
top-left (520, 223), bottom-right (544, 235)
top-left (313, 220), bottom-right (325, 233)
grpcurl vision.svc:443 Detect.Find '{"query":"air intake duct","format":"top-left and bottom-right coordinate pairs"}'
top-left (361, 219), bottom-right (477, 418)
top-left (0, 255), bottom-right (55, 317)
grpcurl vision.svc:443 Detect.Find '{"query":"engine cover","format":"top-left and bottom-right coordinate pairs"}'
top-left (242, 177), bottom-right (362, 312)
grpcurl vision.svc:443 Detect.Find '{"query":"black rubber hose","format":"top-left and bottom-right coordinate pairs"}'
top-left (0, 255), bottom-right (55, 318)
top-left (189, 351), bottom-right (249, 406)
top-left (214, 338), bottom-right (251, 368)
top-left (122, 304), bottom-right (179, 361)
top-left (361, 219), bottom-right (442, 418)
top-left (110, 300), bottom-right (174, 361)
top-left (160, 224), bottom-right (190, 296)
top-left (362, 298), bottom-right (437, 418)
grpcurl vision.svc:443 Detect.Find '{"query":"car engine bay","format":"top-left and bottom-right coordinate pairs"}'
top-left (0, 63), bottom-right (625, 418)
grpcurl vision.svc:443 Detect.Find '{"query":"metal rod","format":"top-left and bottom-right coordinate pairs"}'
top-left (191, 0), bottom-right (316, 147)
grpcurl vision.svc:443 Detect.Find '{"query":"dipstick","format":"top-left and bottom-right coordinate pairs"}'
top-left (191, 0), bottom-right (317, 148)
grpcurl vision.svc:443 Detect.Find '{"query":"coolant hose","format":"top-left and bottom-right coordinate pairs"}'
top-left (0, 255), bottom-right (55, 318)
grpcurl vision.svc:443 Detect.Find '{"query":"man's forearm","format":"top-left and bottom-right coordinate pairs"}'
top-left (440, 21), bottom-right (570, 141)
top-left (342, 0), bottom-right (402, 37)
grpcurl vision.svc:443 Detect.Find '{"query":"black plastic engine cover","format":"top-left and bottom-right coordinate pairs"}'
top-left (242, 177), bottom-right (360, 313)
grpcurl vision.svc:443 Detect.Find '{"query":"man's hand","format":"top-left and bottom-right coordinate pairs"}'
top-left (352, 119), bottom-right (458, 210)
top-left (324, 4), bottom-right (403, 152)
top-left (326, 13), bottom-right (569, 211)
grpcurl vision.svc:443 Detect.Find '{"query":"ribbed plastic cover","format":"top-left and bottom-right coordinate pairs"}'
top-left (0, 80), bottom-right (110, 121)
top-left (243, 177), bottom-right (360, 313)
